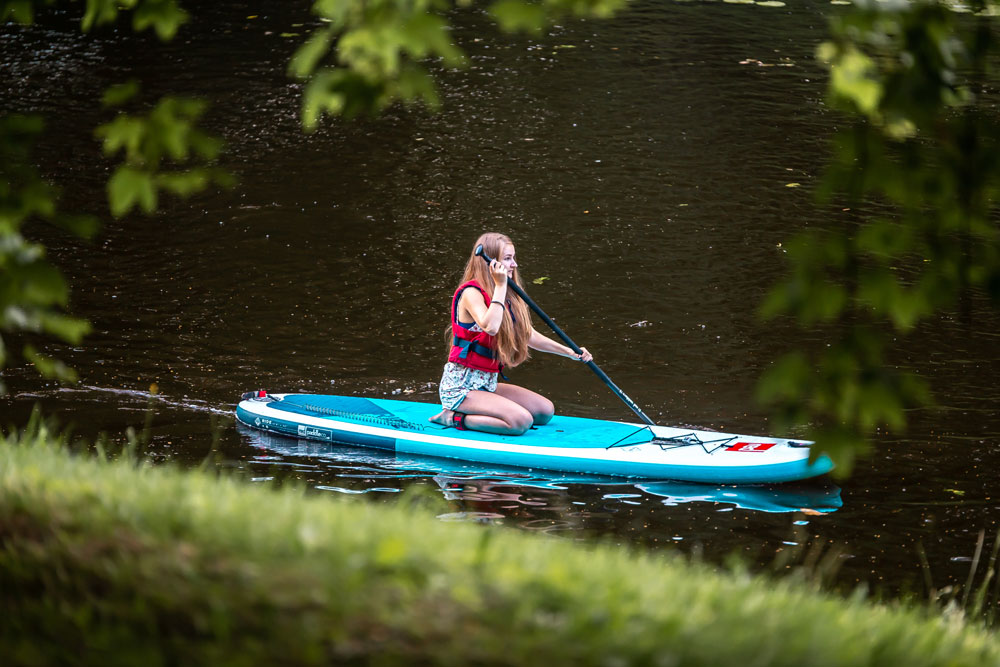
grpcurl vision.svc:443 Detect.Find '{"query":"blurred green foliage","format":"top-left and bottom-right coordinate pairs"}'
top-left (1, 0), bottom-right (188, 38)
top-left (290, 0), bottom-right (628, 128)
top-left (95, 84), bottom-right (234, 217)
top-left (0, 115), bottom-right (96, 392)
top-left (759, 0), bottom-right (1000, 473)
top-left (83, 0), bottom-right (188, 40)
top-left (0, 0), bottom-right (227, 391)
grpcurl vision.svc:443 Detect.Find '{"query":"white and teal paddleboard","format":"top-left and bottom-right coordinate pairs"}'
top-left (235, 393), bottom-right (834, 484)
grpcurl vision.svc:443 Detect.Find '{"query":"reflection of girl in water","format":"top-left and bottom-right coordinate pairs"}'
top-left (432, 474), bottom-right (572, 530)
top-left (430, 233), bottom-right (592, 434)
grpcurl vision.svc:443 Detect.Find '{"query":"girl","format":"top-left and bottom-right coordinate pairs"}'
top-left (429, 232), bottom-right (593, 435)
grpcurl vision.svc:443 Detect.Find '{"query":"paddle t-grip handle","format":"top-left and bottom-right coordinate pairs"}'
top-left (471, 243), bottom-right (655, 426)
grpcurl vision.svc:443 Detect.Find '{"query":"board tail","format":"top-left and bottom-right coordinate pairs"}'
top-left (241, 389), bottom-right (271, 401)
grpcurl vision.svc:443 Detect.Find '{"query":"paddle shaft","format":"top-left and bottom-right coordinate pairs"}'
top-left (475, 245), bottom-right (656, 426)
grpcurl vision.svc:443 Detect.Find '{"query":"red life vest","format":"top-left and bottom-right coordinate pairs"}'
top-left (448, 281), bottom-right (502, 373)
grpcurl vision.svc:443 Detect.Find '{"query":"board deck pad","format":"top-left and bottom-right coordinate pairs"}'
top-left (272, 395), bottom-right (652, 449)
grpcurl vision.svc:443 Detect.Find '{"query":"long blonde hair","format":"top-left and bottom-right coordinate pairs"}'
top-left (448, 232), bottom-right (532, 368)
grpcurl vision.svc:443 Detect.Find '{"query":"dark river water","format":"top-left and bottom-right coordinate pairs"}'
top-left (3, 1), bottom-right (999, 603)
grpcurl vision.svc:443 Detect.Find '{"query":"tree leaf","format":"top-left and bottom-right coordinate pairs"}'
top-left (23, 344), bottom-right (78, 382)
top-left (132, 0), bottom-right (189, 41)
top-left (82, 0), bottom-right (121, 32)
top-left (289, 28), bottom-right (334, 79)
top-left (101, 80), bottom-right (141, 108)
top-left (108, 166), bottom-right (157, 217)
top-left (50, 213), bottom-right (100, 240)
top-left (393, 65), bottom-right (440, 110)
top-left (156, 170), bottom-right (209, 197)
top-left (1, 0), bottom-right (35, 24)
top-left (756, 351), bottom-right (812, 405)
top-left (39, 312), bottom-right (92, 344)
top-left (95, 116), bottom-right (146, 159)
top-left (827, 46), bottom-right (882, 116)
top-left (13, 262), bottom-right (70, 308)
top-left (490, 0), bottom-right (547, 35)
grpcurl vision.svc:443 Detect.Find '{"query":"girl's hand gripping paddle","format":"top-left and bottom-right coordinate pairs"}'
top-left (475, 244), bottom-right (656, 426)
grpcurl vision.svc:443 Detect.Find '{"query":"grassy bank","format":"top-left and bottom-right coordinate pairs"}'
top-left (2, 424), bottom-right (999, 666)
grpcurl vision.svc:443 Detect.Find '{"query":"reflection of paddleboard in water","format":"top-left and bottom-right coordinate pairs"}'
top-left (240, 427), bottom-right (623, 485)
top-left (432, 475), bottom-right (842, 514)
top-left (240, 427), bottom-right (841, 514)
top-left (236, 393), bottom-right (834, 484)
top-left (636, 482), bottom-right (843, 514)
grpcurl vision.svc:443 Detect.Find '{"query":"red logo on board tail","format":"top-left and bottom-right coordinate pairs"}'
top-left (727, 442), bottom-right (776, 453)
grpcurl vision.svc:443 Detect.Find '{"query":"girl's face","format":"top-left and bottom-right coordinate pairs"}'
top-left (499, 244), bottom-right (517, 277)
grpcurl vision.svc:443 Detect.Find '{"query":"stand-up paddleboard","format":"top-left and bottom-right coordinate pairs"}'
top-left (236, 392), bottom-right (834, 484)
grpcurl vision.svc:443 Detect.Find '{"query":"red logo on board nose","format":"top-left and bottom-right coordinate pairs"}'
top-left (727, 442), bottom-right (776, 452)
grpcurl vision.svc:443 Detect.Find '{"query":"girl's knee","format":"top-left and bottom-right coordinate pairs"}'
top-left (533, 398), bottom-right (554, 425)
top-left (510, 408), bottom-right (534, 434)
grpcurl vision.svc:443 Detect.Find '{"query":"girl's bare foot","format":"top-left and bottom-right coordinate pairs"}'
top-left (429, 409), bottom-right (454, 426)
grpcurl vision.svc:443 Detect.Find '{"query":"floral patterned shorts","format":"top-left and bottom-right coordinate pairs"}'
top-left (438, 362), bottom-right (498, 411)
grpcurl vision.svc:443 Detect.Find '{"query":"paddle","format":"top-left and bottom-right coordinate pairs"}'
top-left (475, 244), bottom-right (656, 426)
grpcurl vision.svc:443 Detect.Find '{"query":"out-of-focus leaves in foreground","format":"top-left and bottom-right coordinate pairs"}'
top-left (759, 0), bottom-right (1000, 474)
top-left (95, 82), bottom-right (233, 218)
top-left (290, 0), bottom-right (629, 129)
top-left (0, 1), bottom-right (229, 391)
top-left (2, 0), bottom-right (188, 39)
top-left (0, 115), bottom-right (96, 393)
